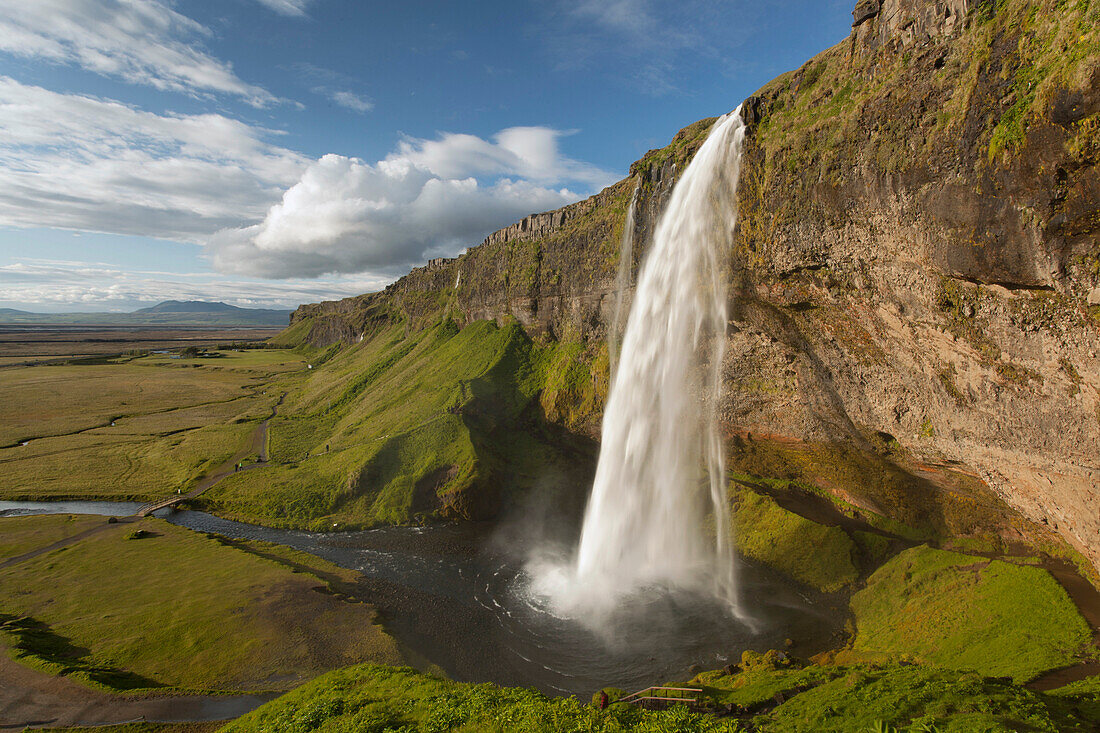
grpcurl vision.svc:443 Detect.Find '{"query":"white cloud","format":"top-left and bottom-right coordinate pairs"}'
top-left (0, 259), bottom-right (383, 311)
top-left (207, 127), bottom-right (615, 279)
top-left (393, 126), bottom-right (612, 188)
top-left (0, 78), bottom-right (307, 242)
top-left (208, 152), bottom-right (591, 278)
top-left (328, 90), bottom-right (374, 112)
top-left (0, 77), bottom-right (614, 283)
top-left (0, 0), bottom-right (278, 106)
top-left (254, 0), bottom-right (311, 17)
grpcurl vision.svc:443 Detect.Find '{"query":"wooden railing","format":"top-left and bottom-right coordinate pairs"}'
top-left (618, 685), bottom-right (704, 709)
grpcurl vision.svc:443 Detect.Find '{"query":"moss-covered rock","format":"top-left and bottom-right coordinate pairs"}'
top-left (850, 545), bottom-right (1095, 682)
top-left (734, 489), bottom-right (859, 592)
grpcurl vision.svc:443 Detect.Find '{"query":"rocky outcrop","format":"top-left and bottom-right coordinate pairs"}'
top-left (287, 0), bottom-right (1099, 573)
top-left (852, 0), bottom-right (968, 47)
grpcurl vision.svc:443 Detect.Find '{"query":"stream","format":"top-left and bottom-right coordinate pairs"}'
top-left (0, 501), bottom-right (841, 707)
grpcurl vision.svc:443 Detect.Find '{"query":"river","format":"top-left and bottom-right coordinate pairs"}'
top-left (0, 501), bottom-right (842, 698)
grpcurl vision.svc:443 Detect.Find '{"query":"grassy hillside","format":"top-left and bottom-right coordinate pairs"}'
top-left (850, 545), bottom-right (1095, 682)
top-left (200, 318), bottom-right (602, 530)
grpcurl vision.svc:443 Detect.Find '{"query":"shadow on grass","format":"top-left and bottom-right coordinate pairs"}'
top-left (0, 612), bottom-right (163, 691)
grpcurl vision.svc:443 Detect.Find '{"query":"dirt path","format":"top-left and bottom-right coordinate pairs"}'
top-left (138, 393), bottom-right (285, 516)
top-left (1026, 559), bottom-right (1100, 691)
top-left (0, 643), bottom-right (275, 729)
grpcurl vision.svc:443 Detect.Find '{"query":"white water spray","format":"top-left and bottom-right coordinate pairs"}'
top-left (533, 109), bottom-right (747, 621)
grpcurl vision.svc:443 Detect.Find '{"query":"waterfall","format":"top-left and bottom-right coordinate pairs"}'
top-left (533, 109), bottom-right (747, 621)
top-left (609, 186), bottom-right (639, 377)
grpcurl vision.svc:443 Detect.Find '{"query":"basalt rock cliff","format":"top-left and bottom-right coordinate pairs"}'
top-left (282, 0), bottom-right (1099, 573)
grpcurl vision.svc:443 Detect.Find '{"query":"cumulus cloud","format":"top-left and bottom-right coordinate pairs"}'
top-left (208, 153), bottom-right (587, 278)
top-left (0, 78), bottom-right (613, 283)
top-left (0, 0), bottom-right (278, 106)
top-left (0, 259), bottom-right (383, 311)
top-left (207, 127), bottom-right (615, 279)
top-left (0, 77), bottom-right (306, 241)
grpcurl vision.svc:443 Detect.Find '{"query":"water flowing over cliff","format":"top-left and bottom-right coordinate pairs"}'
top-left (274, 0), bottom-right (1099, 578)
top-left (536, 112), bottom-right (747, 618)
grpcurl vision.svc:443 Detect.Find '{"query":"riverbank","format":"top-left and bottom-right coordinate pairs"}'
top-left (0, 513), bottom-right (410, 729)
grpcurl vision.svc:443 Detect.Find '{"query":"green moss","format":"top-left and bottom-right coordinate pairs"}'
top-left (223, 662), bottom-right (1100, 733)
top-left (734, 489), bottom-right (858, 592)
top-left (759, 664), bottom-right (1096, 732)
top-left (850, 545), bottom-right (1094, 682)
top-left (220, 664), bottom-right (747, 733)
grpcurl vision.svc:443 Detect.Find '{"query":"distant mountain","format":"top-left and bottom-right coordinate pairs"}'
top-left (134, 300), bottom-right (266, 314)
top-left (0, 301), bottom-right (292, 327)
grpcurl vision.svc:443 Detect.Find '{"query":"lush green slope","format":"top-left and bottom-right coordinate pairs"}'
top-left (200, 318), bottom-right (601, 529)
top-left (850, 545), bottom-right (1095, 682)
top-left (221, 662), bottom-right (1100, 733)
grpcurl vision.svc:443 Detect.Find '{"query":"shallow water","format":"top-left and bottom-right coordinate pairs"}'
top-left (0, 500), bottom-right (148, 517)
top-left (2, 501), bottom-right (843, 696)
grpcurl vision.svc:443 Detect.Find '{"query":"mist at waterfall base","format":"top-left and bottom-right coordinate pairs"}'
top-left (524, 110), bottom-right (751, 638)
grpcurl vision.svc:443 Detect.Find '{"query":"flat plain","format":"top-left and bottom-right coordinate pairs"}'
top-left (0, 347), bottom-right (306, 501)
top-left (0, 515), bottom-right (406, 692)
top-left (0, 326), bottom-right (283, 362)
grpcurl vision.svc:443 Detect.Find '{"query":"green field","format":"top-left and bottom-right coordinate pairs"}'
top-left (0, 515), bottom-right (406, 693)
top-left (0, 362), bottom-right (259, 445)
top-left (0, 351), bottom-right (306, 501)
top-left (0, 513), bottom-right (102, 560)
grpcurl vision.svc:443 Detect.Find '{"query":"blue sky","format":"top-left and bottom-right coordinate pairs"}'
top-left (0, 0), bottom-right (852, 312)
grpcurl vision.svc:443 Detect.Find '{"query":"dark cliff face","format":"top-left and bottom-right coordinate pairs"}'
top-left (287, 0), bottom-right (1099, 571)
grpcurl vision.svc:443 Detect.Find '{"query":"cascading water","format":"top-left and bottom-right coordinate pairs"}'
top-left (531, 108), bottom-right (748, 623)
top-left (608, 185), bottom-right (639, 376)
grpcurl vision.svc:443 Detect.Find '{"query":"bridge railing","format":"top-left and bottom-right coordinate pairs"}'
top-left (618, 685), bottom-right (704, 709)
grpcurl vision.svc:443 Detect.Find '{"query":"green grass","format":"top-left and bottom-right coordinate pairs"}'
top-left (199, 318), bottom-right (597, 530)
top-left (0, 516), bottom-right (405, 692)
top-left (850, 545), bottom-right (1094, 682)
top-left (0, 420), bottom-right (258, 501)
top-left (758, 664), bottom-right (1099, 732)
top-left (138, 349), bottom-right (307, 373)
top-left (733, 489), bottom-right (858, 592)
top-left (0, 362), bottom-right (259, 446)
top-left (0, 352), bottom-right (303, 501)
top-left (219, 664), bottom-right (746, 733)
top-left (220, 663), bottom-right (1100, 733)
top-left (0, 513), bottom-right (102, 560)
